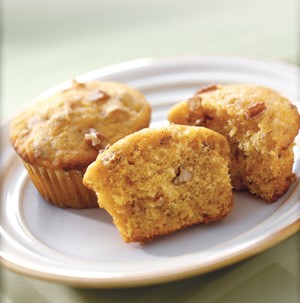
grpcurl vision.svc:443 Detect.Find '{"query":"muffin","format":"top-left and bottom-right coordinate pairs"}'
top-left (168, 84), bottom-right (300, 202)
top-left (10, 80), bottom-right (151, 208)
top-left (83, 125), bottom-right (233, 242)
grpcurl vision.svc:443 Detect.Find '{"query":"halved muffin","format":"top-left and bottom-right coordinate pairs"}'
top-left (83, 125), bottom-right (233, 242)
top-left (168, 84), bottom-right (300, 202)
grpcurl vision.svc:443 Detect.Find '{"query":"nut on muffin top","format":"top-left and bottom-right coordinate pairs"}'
top-left (169, 84), bottom-right (300, 151)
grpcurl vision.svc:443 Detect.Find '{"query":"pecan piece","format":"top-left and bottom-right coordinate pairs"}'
top-left (244, 102), bottom-right (267, 119)
top-left (72, 79), bottom-right (86, 89)
top-left (101, 151), bottom-right (119, 169)
top-left (187, 96), bottom-right (202, 113)
top-left (195, 84), bottom-right (218, 95)
top-left (159, 136), bottom-right (172, 146)
top-left (194, 118), bottom-right (204, 126)
top-left (173, 166), bottom-right (192, 185)
top-left (86, 90), bottom-right (110, 102)
top-left (104, 104), bottom-right (129, 117)
top-left (84, 128), bottom-right (108, 150)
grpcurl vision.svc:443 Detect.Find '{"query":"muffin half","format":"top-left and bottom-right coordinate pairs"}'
top-left (83, 125), bottom-right (233, 242)
top-left (168, 84), bottom-right (300, 202)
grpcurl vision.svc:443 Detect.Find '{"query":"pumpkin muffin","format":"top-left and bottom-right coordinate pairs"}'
top-left (168, 84), bottom-right (300, 202)
top-left (83, 125), bottom-right (233, 242)
top-left (10, 80), bottom-right (151, 208)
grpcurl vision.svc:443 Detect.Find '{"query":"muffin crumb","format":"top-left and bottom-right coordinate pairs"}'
top-left (83, 125), bottom-right (233, 242)
top-left (168, 84), bottom-right (300, 202)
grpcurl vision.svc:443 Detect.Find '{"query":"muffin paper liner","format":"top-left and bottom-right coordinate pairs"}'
top-left (23, 162), bottom-right (98, 208)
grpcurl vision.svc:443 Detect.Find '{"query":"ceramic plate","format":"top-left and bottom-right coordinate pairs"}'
top-left (1, 56), bottom-right (299, 288)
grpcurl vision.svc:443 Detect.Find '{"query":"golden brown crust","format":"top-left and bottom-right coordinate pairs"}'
top-left (168, 84), bottom-right (300, 202)
top-left (9, 80), bottom-right (151, 208)
top-left (10, 80), bottom-right (151, 170)
top-left (84, 125), bottom-right (233, 242)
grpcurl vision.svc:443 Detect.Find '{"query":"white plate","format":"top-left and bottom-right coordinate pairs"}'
top-left (1, 56), bottom-right (300, 288)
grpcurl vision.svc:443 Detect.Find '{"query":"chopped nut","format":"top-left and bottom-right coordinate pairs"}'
top-left (156, 196), bottom-right (165, 206)
top-left (228, 127), bottom-right (237, 137)
top-left (51, 109), bottom-right (72, 122)
top-left (86, 90), bottom-right (110, 102)
top-left (187, 96), bottom-right (202, 113)
top-left (84, 128), bottom-right (108, 150)
top-left (202, 141), bottom-right (210, 149)
top-left (159, 136), bottom-right (172, 146)
top-left (190, 113), bottom-right (212, 126)
top-left (194, 118), bottom-right (204, 126)
top-left (244, 102), bottom-right (267, 119)
top-left (72, 79), bottom-right (86, 89)
top-left (148, 196), bottom-right (165, 207)
top-left (63, 80), bottom-right (85, 93)
top-left (173, 166), bottom-right (192, 185)
top-left (101, 151), bottom-right (119, 169)
top-left (104, 104), bottom-right (129, 117)
top-left (195, 84), bottom-right (218, 95)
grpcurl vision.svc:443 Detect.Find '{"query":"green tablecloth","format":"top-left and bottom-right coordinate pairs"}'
top-left (1, 0), bottom-right (299, 302)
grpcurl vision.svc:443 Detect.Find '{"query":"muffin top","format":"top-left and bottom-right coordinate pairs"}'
top-left (10, 80), bottom-right (151, 170)
top-left (168, 84), bottom-right (300, 151)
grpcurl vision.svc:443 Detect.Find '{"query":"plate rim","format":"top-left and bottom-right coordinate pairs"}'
top-left (1, 221), bottom-right (299, 288)
top-left (1, 55), bottom-right (300, 288)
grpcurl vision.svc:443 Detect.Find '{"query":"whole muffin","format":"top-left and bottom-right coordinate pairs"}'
top-left (168, 84), bottom-right (300, 203)
top-left (83, 125), bottom-right (233, 242)
top-left (10, 80), bottom-right (151, 208)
